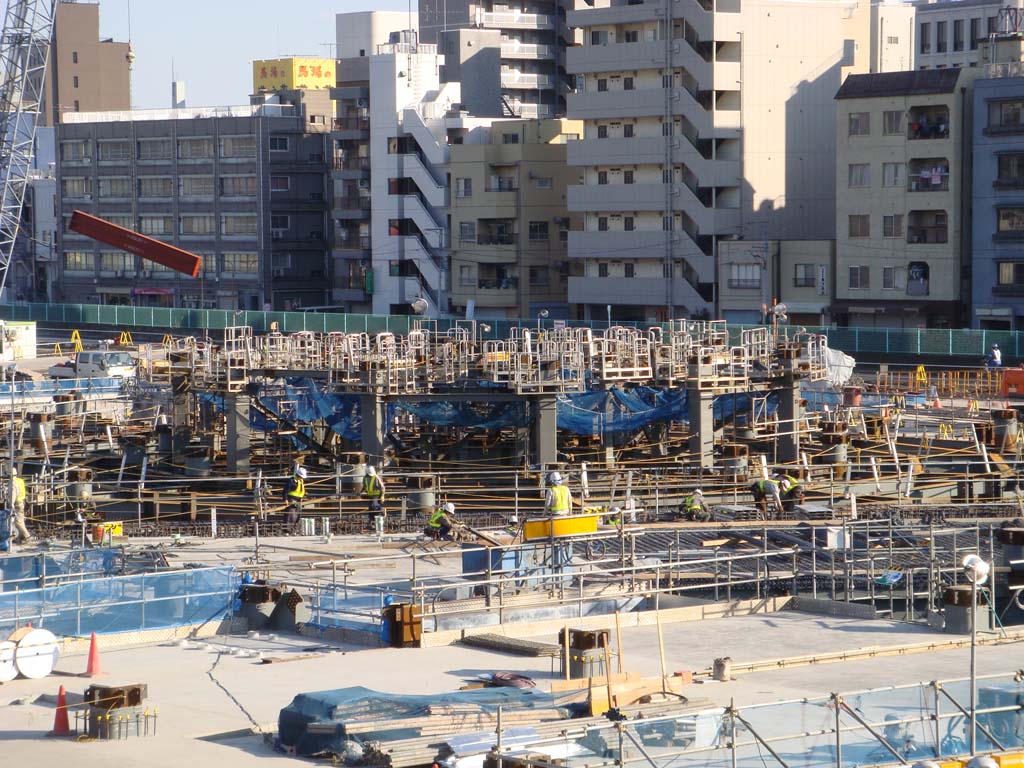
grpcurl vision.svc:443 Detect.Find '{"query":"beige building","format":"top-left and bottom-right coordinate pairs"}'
top-left (448, 118), bottom-right (582, 319)
top-left (43, 1), bottom-right (131, 125)
top-left (718, 240), bottom-right (835, 326)
top-left (833, 68), bottom-right (976, 328)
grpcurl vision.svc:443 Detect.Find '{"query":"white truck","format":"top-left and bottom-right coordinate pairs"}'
top-left (48, 350), bottom-right (137, 380)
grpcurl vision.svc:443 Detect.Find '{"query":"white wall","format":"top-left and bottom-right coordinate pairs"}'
top-left (337, 11), bottom-right (415, 59)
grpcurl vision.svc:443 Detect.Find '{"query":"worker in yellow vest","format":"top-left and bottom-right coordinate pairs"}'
top-left (284, 466), bottom-right (307, 532)
top-left (10, 467), bottom-right (29, 544)
top-left (545, 471), bottom-right (572, 516)
top-left (361, 465), bottom-right (386, 529)
top-left (426, 502), bottom-right (455, 541)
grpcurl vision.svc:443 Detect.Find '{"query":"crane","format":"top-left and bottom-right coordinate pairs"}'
top-left (0, 0), bottom-right (55, 300)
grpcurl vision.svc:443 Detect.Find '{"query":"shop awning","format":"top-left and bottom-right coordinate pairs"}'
top-left (133, 288), bottom-right (174, 296)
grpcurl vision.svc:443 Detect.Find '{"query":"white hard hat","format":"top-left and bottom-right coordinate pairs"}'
top-left (366, 465), bottom-right (377, 476)
top-left (610, 506), bottom-right (621, 514)
top-left (9, 467), bottom-right (16, 477)
top-left (549, 471), bottom-right (562, 485)
top-left (443, 502), bottom-right (455, 514)
top-left (693, 489), bottom-right (703, 495)
top-left (296, 467), bottom-right (308, 479)
top-left (965, 758), bottom-right (998, 768)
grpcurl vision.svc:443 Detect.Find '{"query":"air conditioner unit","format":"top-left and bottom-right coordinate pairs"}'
top-left (358, 179), bottom-right (370, 189)
top-left (272, 267), bottom-right (286, 278)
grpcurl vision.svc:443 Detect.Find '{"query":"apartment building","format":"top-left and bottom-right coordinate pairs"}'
top-left (913, 0), bottom-right (1020, 70)
top-left (448, 118), bottom-right (581, 319)
top-left (872, 0), bottom-right (917, 74)
top-left (419, 0), bottom-right (580, 118)
top-left (564, 0), bottom-right (877, 323)
top-left (43, 0), bottom-right (131, 125)
top-left (54, 94), bottom-right (331, 310)
top-left (833, 68), bottom-right (975, 328)
top-left (718, 240), bottom-right (835, 326)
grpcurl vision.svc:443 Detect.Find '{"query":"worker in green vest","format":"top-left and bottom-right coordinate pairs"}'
top-left (683, 489), bottom-right (711, 522)
top-left (545, 471), bottom-right (572, 516)
top-left (361, 464), bottom-right (386, 530)
top-left (750, 477), bottom-right (782, 519)
top-left (284, 466), bottom-right (307, 532)
top-left (10, 467), bottom-right (30, 544)
top-left (777, 473), bottom-right (804, 513)
top-left (426, 501), bottom-right (455, 541)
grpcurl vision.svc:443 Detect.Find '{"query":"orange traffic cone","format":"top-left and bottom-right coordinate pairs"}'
top-left (84, 632), bottom-right (102, 677)
top-left (49, 685), bottom-right (70, 736)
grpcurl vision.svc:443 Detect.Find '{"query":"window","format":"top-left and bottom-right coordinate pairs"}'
top-left (953, 19), bottom-right (964, 51)
top-left (883, 162), bottom-right (904, 187)
top-left (137, 138), bottom-right (172, 160)
top-left (883, 111), bottom-right (903, 135)
top-left (883, 214), bottom-right (904, 238)
top-left (887, 36), bottom-right (899, 44)
top-left (63, 251), bottom-right (94, 271)
top-left (989, 100), bottom-right (1024, 130)
top-left (97, 140), bottom-right (130, 161)
top-left (988, 15), bottom-right (998, 35)
top-left (597, 78), bottom-right (608, 92)
top-left (848, 163), bottom-right (870, 187)
top-left (73, 100), bottom-right (79, 112)
top-left (459, 264), bottom-right (474, 286)
top-left (997, 153), bottom-right (1024, 187)
top-left (848, 214), bottom-right (870, 238)
top-left (100, 251), bottom-right (135, 272)
top-left (597, 125), bottom-right (608, 139)
top-left (73, 75), bottom-right (79, 88)
top-left (598, 170), bottom-right (608, 185)
top-left (502, 133), bottom-right (520, 144)
top-left (97, 177), bottom-right (131, 198)
top-left (598, 262), bottom-right (609, 277)
top-left (998, 261), bottom-right (1024, 286)
top-left (103, 214), bottom-right (133, 228)
top-left (459, 222), bottom-right (476, 242)
top-left (271, 214), bottom-right (290, 231)
top-left (529, 267), bottom-right (549, 286)
top-left (998, 207), bottom-right (1024, 234)
top-left (269, 136), bottom-right (289, 152)
top-left (179, 175), bottom-right (214, 197)
top-left (623, 123), bottom-right (634, 138)
top-left (72, 51), bottom-right (78, 64)
top-left (180, 215), bottom-right (216, 235)
top-left (920, 22), bottom-right (931, 54)
top-left (793, 264), bottom-right (815, 287)
top-left (848, 265), bottom-right (869, 289)
top-left (59, 140), bottom-right (89, 162)
top-left (624, 29), bottom-right (639, 42)
top-left (728, 263), bottom-right (761, 289)
top-left (883, 266), bottom-right (900, 290)
top-left (970, 18), bottom-right (980, 50)
top-left (178, 137), bottom-right (214, 159)
top-left (138, 176), bottom-right (172, 197)
top-left (223, 252), bottom-right (259, 273)
top-left (624, 77), bottom-right (634, 91)
top-left (456, 177), bottom-right (472, 197)
top-left (590, 30), bottom-right (608, 45)
top-left (535, 177), bottom-right (553, 189)
top-left (848, 112), bottom-right (870, 136)
top-left (220, 176), bottom-right (257, 196)
top-left (624, 170), bottom-right (635, 185)
top-left (60, 177), bottom-right (91, 197)
top-left (624, 216), bottom-right (635, 232)
top-left (223, 135), bottom-right (258, 157)
top-left (624, 263), bottom-right (635, 278)
top-left (139, 216), bottom-right (173, 235)
top-left (528, 221), bottom-right (549, 241)
top-left (936, 21), bottom-right (947, 52)
top-left (270, 175), bottom-right (290, 192)
top-left (598, 216), bottom-right (608, 232)
top-left (222, 214), bottom-right (258, 236)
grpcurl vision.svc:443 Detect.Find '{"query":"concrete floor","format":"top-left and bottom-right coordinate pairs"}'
top-left (0, 603), bottom-right (1021, 766)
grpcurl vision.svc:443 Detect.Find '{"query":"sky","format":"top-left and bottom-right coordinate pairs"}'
top-left (87, 0), bottom-right (414, 109)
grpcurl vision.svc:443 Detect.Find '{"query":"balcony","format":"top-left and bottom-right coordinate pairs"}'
top-left (906, 211), bottom-right (948, 244)
top-left (907, 160), bottom-right (950, 192)
top-left (500, 42), bottom-right (555, 59)
top-left (568, 276), bottom-right (708, 309)
top-left (727, 278), bottom-right (761, 289)
top-left (333, 117), bottom-right (369, 131)
top-left (479, 11), bottom-right (554, 29)
top-left (908, 108), bottom-right (950, 140)
top-left (505, 102), bottom-right (556, 119)
top-left (500, 71), bottom-right (556, 90)
top-left (477, 233), bottom-right (518, 246)
top-left (333, 197), bottom-right (371, 219)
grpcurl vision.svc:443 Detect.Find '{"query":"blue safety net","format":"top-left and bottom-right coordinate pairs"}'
top-left (0, 565), bottom-right (238, 637)
top-left (0, 547), bottom-right (121, 591)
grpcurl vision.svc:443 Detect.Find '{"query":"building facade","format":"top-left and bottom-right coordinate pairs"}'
top-left (43, 0), bottom-right (131, 125)
top-left (564, 0), bottom-right (875, 323)
top-left (833, 68), bottom-right (973, 328)
top-left (448, 118), bottom-right (581, 319)
top-left (54, 96), bottom-right (332, 310)
top-left (913, 0), bottom-right (1018, 71)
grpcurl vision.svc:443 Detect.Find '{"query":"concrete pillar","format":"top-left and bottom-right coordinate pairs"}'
top-left (530, 395), bottom-right (558, 467)
top-left (687, 387), bottom-right (715, 469)
top-left (777, 362), bottom-right (801, 464)
top-left (225, 393), bottom-right (251, 474)
top-left (360, 394), bottom-right (387, 463)
top-left (169, 357), bottom-right (191, 467)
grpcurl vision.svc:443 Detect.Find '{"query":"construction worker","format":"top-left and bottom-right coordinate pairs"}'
top-left (284, 466), bottom-right (307, 531)
top-left (10, 467), bottom-right (29, 544)
top-left (545, 471), bottom-right (572, 516)
top-left (683, 489), bottom-right (711, 522)
top-left (361, 465), bottom-right (386, 510)
top-left (426, 501), bottom-right (455, 541)
top-left (778, 473), bottom-right (803, 513)
top-left (987, 343), bottom-right (1003, 368)
top-left (750, 476), bottom-right (782, 520)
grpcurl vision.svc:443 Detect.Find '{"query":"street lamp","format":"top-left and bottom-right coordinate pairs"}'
top-left (963, 554), bottom-right (991, 755)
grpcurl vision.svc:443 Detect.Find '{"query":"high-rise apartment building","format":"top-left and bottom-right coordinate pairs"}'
top-left (419, 0), bottom-right (580, 118)
top-left (43, 0), bottom-right (131, 125)
top-left (913, 0), bottom-right (1021, 70)
top-left (54, 93), bottom-right (332, 310)
top-left (565, 0), bottom-right (874, 323)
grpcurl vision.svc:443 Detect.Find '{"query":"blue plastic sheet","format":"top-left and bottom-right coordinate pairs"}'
top-left (0, 547), bottom-right (120, 591)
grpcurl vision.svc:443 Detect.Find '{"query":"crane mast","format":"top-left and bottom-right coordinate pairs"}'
top-left (0, 0), bottom-right (54, 300)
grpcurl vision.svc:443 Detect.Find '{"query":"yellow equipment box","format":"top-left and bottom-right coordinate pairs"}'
top-left (523, 514), bottom-right (600, 541)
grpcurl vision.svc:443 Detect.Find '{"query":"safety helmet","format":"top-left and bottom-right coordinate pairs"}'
top-left (366, 465), bottom-right (377, 476)
top-left (296, 467), bottom-right (308, 479)
top-left (549, 471), bottom-right (562, 485)
top-left (993, 343), bottom-right (1000, 349)
top-left (965, 758), bottom-right (998, 768)
top-left (693, 489), bottom-right (703, 495)
top-left (443, 502), bottom-right (455, 514)
top-left (9, 467), bottom-right (16, 477)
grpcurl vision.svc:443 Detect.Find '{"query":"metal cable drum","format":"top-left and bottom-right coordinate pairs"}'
top-left (8, 627), bottom-right (59, 679)
top-left (0, 640), bottom-right (16, 682)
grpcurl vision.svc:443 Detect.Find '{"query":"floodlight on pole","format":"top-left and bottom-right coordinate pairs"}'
top-left (963, 554), bottom-right (990, 756)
